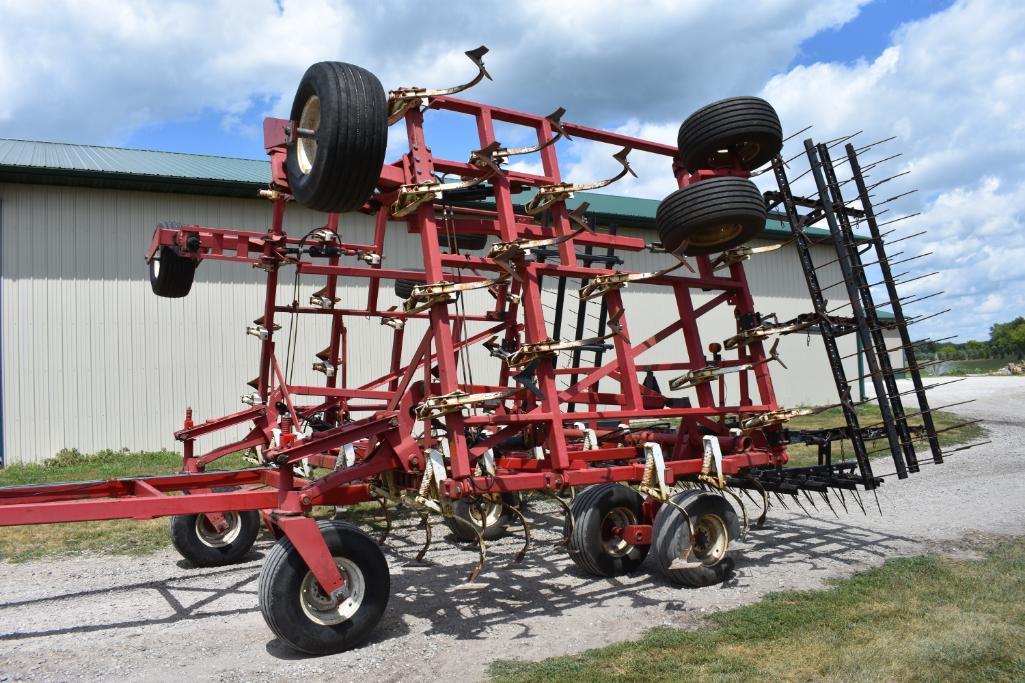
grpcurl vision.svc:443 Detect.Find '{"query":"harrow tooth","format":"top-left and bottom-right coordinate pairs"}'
top-left (503, 502), bottom-right (532, 563)
top-left (414, 513), bottom-right (433, 563)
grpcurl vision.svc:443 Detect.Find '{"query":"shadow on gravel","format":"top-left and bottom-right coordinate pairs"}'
top-left (0, 504), bottom-right (919, 651)
top-left (0, 562), bottom-right (261, 641)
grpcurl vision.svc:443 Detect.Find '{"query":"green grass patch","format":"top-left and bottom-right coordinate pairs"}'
top-left (784, 404), bottom-right (985, 468)
top-left (490, 539), bottom-right (1025, 682)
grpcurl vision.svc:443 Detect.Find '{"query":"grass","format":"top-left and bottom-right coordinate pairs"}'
top-left (923, 358), bottom-right (1013, 376)
top-left (784, 404), bottom-right (985, 468)
top-left (490, 538), bottom-right (1025, 682)
top-left (0, 448), bottom-right (247, 562)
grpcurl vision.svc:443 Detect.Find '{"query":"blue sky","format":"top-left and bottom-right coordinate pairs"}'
top-left (0, 0), bottom-right (1020, 342)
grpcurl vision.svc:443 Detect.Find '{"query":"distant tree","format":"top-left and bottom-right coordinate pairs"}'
top-left (990, 317), bottom-right (1025, 358)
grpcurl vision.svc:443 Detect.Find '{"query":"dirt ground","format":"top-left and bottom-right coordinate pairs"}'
top-left (0, 377), bottom-right (1021, 682)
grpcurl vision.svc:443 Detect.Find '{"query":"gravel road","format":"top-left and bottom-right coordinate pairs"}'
top-left (0, 377), bottom-right (1021, 682)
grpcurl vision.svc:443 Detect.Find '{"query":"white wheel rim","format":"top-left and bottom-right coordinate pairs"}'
top-left (195, 512), bottom-right (242, 548)
top-left (300, 557), bottom-right (365, 625)
top-left (468, 499), bottom-right (504, 527)
top-left (601, 506), bottom-right (638, 558)
top-left (297, 95), bottom-right (320, 174)
top-left (151, 258), bottom-right (161, 278)
top-left (692, 513), bottom-right (728, 565)
top-left (691, 222), bottom-right (744, 247)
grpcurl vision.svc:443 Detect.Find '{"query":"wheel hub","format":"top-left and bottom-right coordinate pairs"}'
top-left (600, 506), bottom-right (638, 558)
top-left (297, 95), bottom-right (320, 174)
top-left (691, 513), bottom-right (728, 565)
top-left (195, 512), bottom-right (242, 548)
top-left (300, 556), bottom-right (365, 625)
top-left (691, 222), bottom-right (745, 247)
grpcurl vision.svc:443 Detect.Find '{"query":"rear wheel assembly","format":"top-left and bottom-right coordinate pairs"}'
top-left (676, 96), bottom-right (783, 172)
top-left (149, 221), bottom-right (197, 298)
top-left (567, 483), bottom-right (650, 577)
top-left (286, 62), bottom-right (388, 213)
top-left (651, 490), bottom-right (740, 587)
top-left (656, 176), bottom-right (767, 256)
top-left (169, 508), bottom-right (261, 567)
top-left (259, 520), bottom-right (390, 655)
top-left (445, 493), bottom-right (519, 542)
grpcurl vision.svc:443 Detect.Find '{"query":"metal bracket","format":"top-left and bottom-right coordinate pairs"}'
top-left (577, 253), bottom-right (692, 302)
top-left (487, 108), bottom-right (570, 164)
top-left (524, 147), bottom-right (636, 215)
top-left (710, 239), bottom-right (793, 272)
top-left (669, 339), bottom-right (786, 390)
top-left (310, 291), bottom-right (339, 309)
top-left (723, 312), bottom-right (821, 350)
top-left (312, 360), bottom-right (336, 377)
top-left (503, 310), bottom-right (625, 367)
top-left (740, 407), bottom-right (813, 431)
top-left (700, 435), bottom-right (726, 488)
top-left (487, 203), bottom-right (594, 269)
top-left (391, 142), bottom-right (501, 217)
top-left (388, 45), bottom-right (492, 125)
top-left (638, 442), bottom-right (670, 501)
top-left (414, 388), bottom-right (519, 421)
top-left (402, 274), bottom-right (508, 314)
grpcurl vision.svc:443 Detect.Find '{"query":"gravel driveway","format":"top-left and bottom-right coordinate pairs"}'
top-left (1, 377), bottom-right (1021, 682)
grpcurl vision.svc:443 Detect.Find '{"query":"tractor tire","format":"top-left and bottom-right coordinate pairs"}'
top-left (259, 520), bottom-right (389, 655)
top-left (651, 490), bottom-right (740, 587)
top-left (169, 507), bottom-right (261, 567)
top-left (286, 62), bottom-right (388, 213)
top-left (394, 278), bottom-right (418, 300)
top-left (677, 96), bottom-right (783, 172)
top-left (149, 222), bottom-right (197, 298)
top-left (439, 231), bottom-right (489, 251)
top-left (656, 176), bottom-right (766, 256)
top-left (566, 483), bottom-right (649, 577)
top-left (444, 493), bottom-right (519, 542)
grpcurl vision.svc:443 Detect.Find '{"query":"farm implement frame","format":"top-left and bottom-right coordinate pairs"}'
top-left (0, 47), bottom-right (983, 654)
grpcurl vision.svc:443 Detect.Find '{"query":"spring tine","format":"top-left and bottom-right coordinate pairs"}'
top-left (852, 487), bottom-right (867, 515)
top-left (836, 487), bottom-right (849, 514)
top-left (866, 170), bottom-right (911, 191)
top-left (783, 125), bottom-right (814, 144)
top-left (873, 488), bottom-right (883, 516)
top-left (941, 440), bottom-right (992, 456)
top-left (874, 189), bottom-right (919, 208)
top-left (930, 419), bottom-right (984, 436)
top-left (376, 497), bottom-right (392, 545)
top-left (905, 308), bottom-right (950, 326)
top-left (893, 271), bottom-right (939, 288)
top-left (820, 490), bottom-right (839, 518)
top-left (744, 478), bottom-right (770, 527)
top-left (721, 487), bottom-right (751, 538)
top-left (503, 502), bottom-right (532, 563)
top-left (793, 492), bottom-right (811, 516)
top-left (854, 250), bottom-right (906, 269)
top-left (773, 492), bottom-right (790, 511)
top-left (877, 212), bottom-right (920, 228)
top-left (826, 130), bottom-right (863, 149)
top-left (860, 152), bottom-right (903, 172)
top-left (546, 490), bottom-right (575, 547)
top-left (448, 512), bottom-right (488, 582)
top-left (802, 488), bottom-right (819, 511)
top-left (854, 135), bottom-right (897, 154)
top-left (415, 512), bottom-right (433, 562)
top-left (883, 229), bottom-right (927, 247)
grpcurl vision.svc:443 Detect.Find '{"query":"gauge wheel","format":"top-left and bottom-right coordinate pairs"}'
top-left (258, 520), bottom-right (390, 655)
top-left (566, 483), bottom-right (650, 577)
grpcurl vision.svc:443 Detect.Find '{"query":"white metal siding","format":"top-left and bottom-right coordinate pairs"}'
top-left (1, 183), bottom-right (858, 464)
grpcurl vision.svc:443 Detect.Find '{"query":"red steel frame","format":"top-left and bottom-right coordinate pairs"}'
top-left (0, 95), bottom-right (788, 595)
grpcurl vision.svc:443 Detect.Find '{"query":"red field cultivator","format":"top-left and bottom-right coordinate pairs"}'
top-left (0, 48), bottom-right (984, 654)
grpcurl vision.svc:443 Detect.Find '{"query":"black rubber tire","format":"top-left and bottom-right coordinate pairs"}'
top-left (439, 231), bottom-right (489, 251)
top-left (150, 222), bottom-right (197, 298)
top-left (258, 520), bottom-right (390, 655)
top-left (394, 278), bottom-right (418, 300)
top-left (567, 483), bottom-right (649, 577)
top-left (286, 62), bottom-right (388, 213)
top-left (677, 96), bottom-right (782, 172)
top-left (656, 176), bottom-right (767, 256)
top-left (652, 490), bottom-right (740, 587)
top-left (445, 493), bottom-right (518, 542)
top-left (169, 508), bottom-right (261, 567)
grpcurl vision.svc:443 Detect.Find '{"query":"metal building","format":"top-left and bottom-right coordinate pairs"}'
top-left (0, 139), bottom-right (894, 465)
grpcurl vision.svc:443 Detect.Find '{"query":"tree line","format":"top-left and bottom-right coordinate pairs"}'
top-left (917, 316), bottom-right (1025, 360)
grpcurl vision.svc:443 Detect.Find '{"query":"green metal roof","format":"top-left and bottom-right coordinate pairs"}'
top-left (0, 138), bottom-right (828, 239)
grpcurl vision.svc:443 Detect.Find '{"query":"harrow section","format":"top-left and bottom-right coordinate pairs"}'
top-left (0, 47), bottom-right (985, 654)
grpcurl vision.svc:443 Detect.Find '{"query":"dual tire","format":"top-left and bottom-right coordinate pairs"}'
top-left (567, 484), bottom-right (739, 587)
top-left (657, 96), bottom-right (782, 256)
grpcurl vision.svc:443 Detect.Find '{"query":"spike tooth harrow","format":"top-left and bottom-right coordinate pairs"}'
top-left (0, 49), bottom-right (978, 655)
